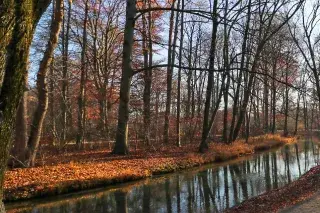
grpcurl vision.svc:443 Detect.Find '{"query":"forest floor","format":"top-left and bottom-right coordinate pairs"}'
top-left (4, 134), bottom-right (296, 202)
top-left (225, 163), bottom-right (320, 213)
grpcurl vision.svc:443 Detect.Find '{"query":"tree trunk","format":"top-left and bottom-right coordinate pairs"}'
top-left (232, 60), bottom-right (257, 141)
top-left (0, 0), bottom-right (14, 89)
top-left (26, 0), bottom-right (63, 167)
top-left (271, 57), bottom-right (277, 134)
top-left (49, 59), bottom-right (57, 145)
top-left (176, 0), bottom-right (184, 147)
top-left (98, 89), bottom-right (108, 137)
top-left (112, 0), bottom-right (136, 155)
top-left (164, 0), bottom-right (177, 144)
top-left (283, 62), bottom-right (289, 137)
top-left (0, 0), bottom-right (50, 204)
top-left (263, 62), bottom-right (269, 133)
top-left (222, 0), bottom-right (230, 143)
top-left (61, 0), bottom-right (72, 143)
top-left (142, 1), bottom-right (152, 145)
top-left (10, 87), bottom-right (27, 167)
top-left (147, 2), bottom-right (153, 143)
top-left (303, 93), bottom-right (308, 131)
top-left (199, 0), bottom-right (219, 153)
top-left (228, 0), bottom-right (251, 143)
top-left (77, 0), bottom-right (89, 148)
top-left (294, 92), bottom-right (300, 136)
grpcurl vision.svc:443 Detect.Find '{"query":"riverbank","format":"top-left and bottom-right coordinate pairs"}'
top-left (225, 163), bottom-right (320, 213)
top-left (4, 134), bottom-right (296, 202)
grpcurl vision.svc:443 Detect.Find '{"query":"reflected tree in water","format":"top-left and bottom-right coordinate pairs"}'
top-left (114, 191), bottom-right (128, 213)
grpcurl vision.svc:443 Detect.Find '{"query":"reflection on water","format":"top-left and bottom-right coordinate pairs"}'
top-left (6, 140), bottom-right (320, 213)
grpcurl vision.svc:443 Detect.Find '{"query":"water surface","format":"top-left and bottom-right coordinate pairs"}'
top-left (6, 139), bottom-right (320, 213)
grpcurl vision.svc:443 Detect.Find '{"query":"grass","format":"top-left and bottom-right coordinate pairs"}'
top-left (214, 134), bottom-right (296, 161)
top-left (4, 134), bottom-right (296, 202)
top-left (247, 134), bottom-right (297, 151)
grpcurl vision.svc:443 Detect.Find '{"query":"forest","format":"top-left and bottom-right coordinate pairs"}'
top-left (2, 0), bottom-right (320, 212)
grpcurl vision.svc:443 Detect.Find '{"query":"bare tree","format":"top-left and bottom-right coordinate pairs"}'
top-left (112, 0), bottom-right (137, 154)
top-left (77, 0), bottom-right (89, 148)
top-left (26, 0), bottom-right (64, 167)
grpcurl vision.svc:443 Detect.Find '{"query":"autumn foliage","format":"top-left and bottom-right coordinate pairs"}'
top-left (4, 134), bottom-right (296, 201)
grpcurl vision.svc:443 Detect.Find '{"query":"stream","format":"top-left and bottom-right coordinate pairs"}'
top-left (5, 138), bottom-right (320, 213)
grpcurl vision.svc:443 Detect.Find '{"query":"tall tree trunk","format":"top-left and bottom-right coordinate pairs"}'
top-left (303, 93), bottom-right (308, 131)
top-left (147, 2), bottom-right (153, 142)
top-left (155, 90), bottom-right (160, 143)
top-left (223, 75), bottom-right (230, 143)
top-left (112, 0), bottom-right (136, 155)
top-left (49, 59), bottom-right (57, 144)
top-left (294, 92), bottom-right (300, 136)
top-left (222, 0), bottom-right (230, 143)
top-left (186, 37), bottom-right (192, 118)
top-left (98, 89), bottom-right (107, 137)
top-left (142, 0), bottom-right (152, 145)
top-left (232, 58), bottom-right (258, 141)
top-left (26, 0), bottom-right (63, 167)
top-left (103, 44), bottom-right (110, 139)
top-left (228, 0), bottom-right (251, 143)
top-left (283, 62), bottom-right (289, 137)
top-left (199, 0), bottom-right (219, 153)
top-left (263, 62), bottom-right (269, 133)
top-left (77, 0), bottom-right (89, 148)
top-left (99, 24), bottom-right (112, 139)
top-left (10, 86), bottom-right (27, 166)
top-left (176, 0), bottom-right (184, 147)
top-left (4, 0), bottom-right (25, 168)
top-left (61, 0), bottom-right (72, 143)
top-left (0, 0), bottom-right (50, 204)
top-left (186, 26), bottom-right (193, 142)
top-left (0, 0), bottom-right (14, 88)
top-left (271, 57), bottom-right (277, 134)
top-left (164, 0), bottom-right (177, 144)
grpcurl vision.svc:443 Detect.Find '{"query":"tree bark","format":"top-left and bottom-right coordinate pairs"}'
top-left (0, 0), bottom-right (50, 204)
top-left (49, 59), bottom-right (57, 145)
top-left (294, 92), bottom-right (300, 136)
top-left (113, 0), bottom-right (136, 155)
top-left (142, 0), bottom-right (152, 145)
top-left (228, 0), bottom-right (251, 143)
top-left (164, 0), bottom-right (177, 144)
top-left (199, 0), bottom-right (219, 153)
top-left (283, 61), bottom-right (289, 137)
top-left (0, 0), bottom-right (14, 89)
top-left (263, 62), bottom-right (269, 133)
top-left (271, 57), bottom-right (277, 134)
top-left (61, 0), bottom-right (72, 143)
top-left (222, 0), bottom-right (230, 143)
top-left (77, 0), bottom-right (89, 148)
top-left (10, 83), bottom-right (27, 167)
top-left (26, 0), bottom-right (63, 167)
top-left (176, 0), bottom-right (184, 147)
